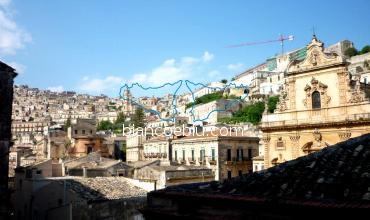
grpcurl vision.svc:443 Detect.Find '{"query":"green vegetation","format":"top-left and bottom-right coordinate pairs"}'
top-left (218, 101), bottom-right (265, 125)
top-left (64, 117), bottom-right (71, 132)
top-left (97, 112), bottom-right (130, 133)
top-left (115, 112), bottom-right (126, 124)
top-left (185, 91), bottom-right (223, 109)
top-left (97, 120), bottom-right (113, 131)
top-left (360, 45), bottom-right (370, 55)
top-left (132, 108), bottom-right (145, 127)
top-left (220, 79), bottom-right (228, 84)
top-left (344, 45), bottom-right (370, 57)
top-left (112, 112), bottom-right (126, 134)
top-left (267, 95), bottom-right (279, 113)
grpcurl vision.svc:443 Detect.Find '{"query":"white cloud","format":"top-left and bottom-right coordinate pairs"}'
top-left (79, 75), bottom-right (125, 95)
top-left (0, 0), bottom-right (10, 7)
top-left (202, 51), bottom-right (214, 62)
top-left (130, 51), bottom-right (215, 86)
top-left (0, 0), bottom-right (31, 55)
top-left (47, 86), bottom-right (64, 93)
top-left (227, 62), bottom-right (244, 71)
top-left (7, 61), bottom-right (25, 74)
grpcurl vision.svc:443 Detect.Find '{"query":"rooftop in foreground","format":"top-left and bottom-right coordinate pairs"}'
top-left (143, 133), bottom-right (370, 219)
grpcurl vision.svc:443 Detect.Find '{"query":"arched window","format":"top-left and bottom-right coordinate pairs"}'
top-left (312, 91), bottom-right (321, 109)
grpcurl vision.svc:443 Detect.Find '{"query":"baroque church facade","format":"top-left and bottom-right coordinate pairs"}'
top-left (261, 36), bottom-right (370, 168)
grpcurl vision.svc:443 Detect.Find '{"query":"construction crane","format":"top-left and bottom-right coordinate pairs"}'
top-left (227, 34), bottom-right (294, 55)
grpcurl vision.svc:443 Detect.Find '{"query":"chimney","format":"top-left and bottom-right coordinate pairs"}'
top-left (82, 167), bottom-right (87, 178)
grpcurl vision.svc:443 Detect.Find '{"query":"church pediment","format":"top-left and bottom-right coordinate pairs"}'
top-left (287, 36), bottom-right (344, 73)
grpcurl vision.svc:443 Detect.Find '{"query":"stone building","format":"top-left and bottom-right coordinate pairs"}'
top-left (68, 119), bottom-right (108, 158)
top-left (126, 130), bottom-right (152, 162)
top-left (64, 152), bottom-right (130, 177)
top-left (143, 136), bottom-right (171, 165)
top-left (135, 165), bottom-right (214, 189)
top-left (171, 131), bottom-right (259, 180)
top-left (186, 99), bottom-right (240, 124)
top-left (121, 88), bottom-right (136, 115)
top-left (0, 61), bottom-right (17, 218)
top-left (261, 36), bottom-right (370, 168)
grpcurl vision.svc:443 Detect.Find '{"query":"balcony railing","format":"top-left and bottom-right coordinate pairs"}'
top-left (262, 104), bottom-right (370, 128)
top-left (143, 152), bottom-right (167, 158)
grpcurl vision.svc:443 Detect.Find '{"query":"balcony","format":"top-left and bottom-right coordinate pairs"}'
top-left (225, 157), bottom-right (251, 165)
top-left (143, 152), bottom-right (167, 159)
top-left (261, 104), bottom-right (370, 129)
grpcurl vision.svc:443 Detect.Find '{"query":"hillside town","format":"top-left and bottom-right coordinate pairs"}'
top-left (1, 35), bottom-right (370, 219)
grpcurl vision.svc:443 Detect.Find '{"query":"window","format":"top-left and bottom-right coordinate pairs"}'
top-left (255, 165), bottom-right (258, 171)
top-left (227, 171), bottom-right (232, 179)
top-left (248, 149), bottom-right (252, 160)
top-left (90, 130), bottom-right (92, 134)
top-left (312, 91), bottom-right (321, 109)
top-left (74, 130), bottom-right (77, 135)
top-left (36, 170), bottom-right (42, 175)
top-left (191, 149), bottom-right (194, 161)
top-left (87, 146), bottom-right (93, 153)
top-left (238, 170), bottom-right (242, 177)
top-left (236, 149), bottom-right (243, 161)
top-left (227, 149), bottom-right (231, 161)
top-left (200, 149), bottom-right (205, 162)
top-left (211, 149), bottom-right (215, 161)
top-left (182, 150), bottom-right (185, 161)
top-left (175, 150), bottom-right (177, 161)
top-left (82, 130), bottom-right (85, 135)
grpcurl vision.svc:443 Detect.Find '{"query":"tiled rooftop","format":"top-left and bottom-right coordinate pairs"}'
top-left (62, 177), bottom-right (146, 201)
top-left (160, 133), bottom-right (370, 204)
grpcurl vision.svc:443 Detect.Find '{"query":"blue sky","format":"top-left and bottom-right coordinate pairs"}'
top-left (1, 0), bottom-right (369, 97)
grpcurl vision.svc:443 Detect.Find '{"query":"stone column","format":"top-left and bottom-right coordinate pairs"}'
top-left (337, 70), bottom-right (349, 105)
top-left (262, 134), bottom-right (271, 168)
top-left (289, 133), bottom-right (301, 159)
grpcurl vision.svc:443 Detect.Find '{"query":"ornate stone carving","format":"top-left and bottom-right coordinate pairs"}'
top-left (302, 77), bottom-right (331, 108)
top-left (289, 135), bottom-right (300, 142)
top-left (348, 74), bottom-right (367, 103)
top-left (287, 35), bottom-right (344, 73)
top-left (338, 131), bottom-right (351, 141)
top-left (262, 136), bottom-right (271, 143)
top-left (301, 129), bottom-right (328, 154)
top-left (275, 80), bottom-right (289, 112)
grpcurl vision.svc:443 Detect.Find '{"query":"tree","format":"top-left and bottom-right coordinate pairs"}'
top-left (64, 117), bottom-right (71, 132)
top-left (360, 45), bottom-right (370, 55)
top-left (267, 95), bottom-right (279, 113)
top-left (97, 120), bottom-right (113, 131)
top-left (115, 112), bottom-right (126, 124)
top-left (344, 47), bottom-right (358, 57)
top-left (132, 108), bottom-right (145, 127)
top-left (185, 91), bottom-right (223, 109)
top-left (219, 101), bottom-right (265, 125)
top-left (113, 112), bottom-right (127, 134)
top-left (220, 79), bottom-right (228, 84)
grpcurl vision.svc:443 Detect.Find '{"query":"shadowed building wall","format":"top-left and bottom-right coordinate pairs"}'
top-left (0, 61), bottom-right (17, 216)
